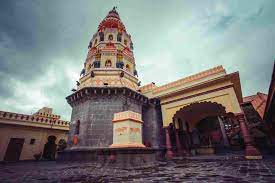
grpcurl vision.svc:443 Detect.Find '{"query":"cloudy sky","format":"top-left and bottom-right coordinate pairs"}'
top-left (0, 0), bottom-right (274, 121)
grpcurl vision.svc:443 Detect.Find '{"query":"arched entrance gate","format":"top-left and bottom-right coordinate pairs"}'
top-left (164, 102), bottom-right (262, 158)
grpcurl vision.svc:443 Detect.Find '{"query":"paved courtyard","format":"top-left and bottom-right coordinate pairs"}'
top-left (1, 158), bottom-right (275, 183)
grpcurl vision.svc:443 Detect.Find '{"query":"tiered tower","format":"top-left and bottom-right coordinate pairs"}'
top-left (65, 8), bottom-right (164, 154)
top-left (78, 7), bottom-right (139, 91)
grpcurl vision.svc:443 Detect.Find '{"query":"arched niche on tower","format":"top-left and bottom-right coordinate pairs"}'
top-left (99, 32), bottom-right (104, 42)
top-left (124, 39), bottom-right (128, 46)
top-left (108, 34), bottom-right (113, 41)
top-left (126, 64), bottom-right (131, 72)
top-left (117, 33), bottom-right (122, 42)
top-left (105, 60), bottom-right (112, 68)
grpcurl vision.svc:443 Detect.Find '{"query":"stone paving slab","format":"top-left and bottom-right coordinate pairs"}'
top-left (0, 159), bottom-right (275, 182)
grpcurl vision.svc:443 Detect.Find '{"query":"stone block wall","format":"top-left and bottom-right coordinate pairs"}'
top-left (142, 101), bottom-right (165, 149)
top-left (67, 88), bottom-right (143, 148)
top-left (66, 87), bottom-right (164, 150)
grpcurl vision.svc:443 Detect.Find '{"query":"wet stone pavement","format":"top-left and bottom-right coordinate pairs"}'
top-left (0, 158), bottom-right (275, 183)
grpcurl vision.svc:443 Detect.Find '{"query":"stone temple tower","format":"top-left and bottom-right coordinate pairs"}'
top-left (64, 8), bottom-right (164, 155)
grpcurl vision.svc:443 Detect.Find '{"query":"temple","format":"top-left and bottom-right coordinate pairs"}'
top-left (60, 8), bottom-right (265, 165)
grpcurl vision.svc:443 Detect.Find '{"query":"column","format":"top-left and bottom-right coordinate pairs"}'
top-left (183, 132), bottom-right (192, 156)
top-left (165, 127), bottom-right (174, 159)
top-left (217, 116), bottom-right (230, 147)
top-left (236, 113), bottom-right (262, 159)
top-left (175, 129), bottom-right (185, 156)
top-left (174, 118), bottom-right (184, 156)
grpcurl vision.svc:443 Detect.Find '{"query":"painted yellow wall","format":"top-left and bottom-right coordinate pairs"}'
top-left (0, 124), bottom-right (68, 161)
top-left (159, 80), bottom-right (232, 103)
top-left (159, 81), bottom-right (242, 127)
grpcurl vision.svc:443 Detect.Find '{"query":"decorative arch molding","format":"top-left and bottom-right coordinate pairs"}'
top-left (173, 101), bottom-right (226, 130)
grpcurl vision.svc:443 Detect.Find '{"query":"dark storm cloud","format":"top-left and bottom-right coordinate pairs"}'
top-left (0, 1), bottom-right (36, 50)
top-left (0, 1), bottom-right (77, 118)
top-left (0, 1), bottom-right (89, 79)
top-left (0, 1), bottom-right (56, 81)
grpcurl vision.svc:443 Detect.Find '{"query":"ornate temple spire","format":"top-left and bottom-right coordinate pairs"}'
top-left (106, 6), bottom-right (120, 19)
top-left (98, 7), bottom-right (126, 33)
top-left (77, 7), bottom-right (139, 91)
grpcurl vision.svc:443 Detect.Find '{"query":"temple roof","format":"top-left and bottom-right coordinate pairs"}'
top-left (242, 92), bottom-right (267, 119)
top-left (106, 7), bottom-right (120, 19)
top-left (97, 7), bottom-right (126, 32)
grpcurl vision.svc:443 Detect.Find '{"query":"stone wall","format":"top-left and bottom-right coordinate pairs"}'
top-left (66, 87), bottom-right (165, 150)
top-left (142, 101), bottom-right (165, 149)
top-left (67, 89), bottom-right (143, 148)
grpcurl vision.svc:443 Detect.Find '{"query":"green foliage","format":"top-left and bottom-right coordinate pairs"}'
top-left (57, 139), bottom-right (67, 151)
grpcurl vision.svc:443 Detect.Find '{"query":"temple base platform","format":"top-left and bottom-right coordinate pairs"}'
top-left (191, 146), bottom-right (215, 155)
top-left (57, 147), bottom-right (159, 169)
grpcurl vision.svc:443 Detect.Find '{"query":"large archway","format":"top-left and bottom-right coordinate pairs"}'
top-left (170, 101), bottom-right (233, 156)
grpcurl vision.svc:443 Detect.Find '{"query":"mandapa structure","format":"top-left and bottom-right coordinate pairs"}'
top-left (59, 7), bottom-right (164, 168)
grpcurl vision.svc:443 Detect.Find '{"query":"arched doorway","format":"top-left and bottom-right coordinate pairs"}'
top-left (171, 101), bottom-right (231, 155)
top-left (42, 135), bottom-right (57, 160)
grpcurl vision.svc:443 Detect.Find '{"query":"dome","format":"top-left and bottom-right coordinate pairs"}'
top-left (97, 7), bottom-right (127, 33)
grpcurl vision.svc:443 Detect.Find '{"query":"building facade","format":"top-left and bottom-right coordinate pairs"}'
top-left (0, 107), bottom-right (69, 161)
top-left (64, 7), bottom-right (262, 160)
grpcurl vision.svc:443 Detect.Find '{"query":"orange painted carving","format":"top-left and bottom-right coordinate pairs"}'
top-left (73, 135), bottom-right (78, 145)
top-left (115, 127), bottom-right (128, 133)
top-left (130, 127), bottom-right (140, 133)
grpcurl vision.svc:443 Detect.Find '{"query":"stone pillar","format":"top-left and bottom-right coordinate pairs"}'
top-left (165, 127), bottom-right (174, 159)
top-left (236, 113), bottom-right (262, 159)
top-left (217, 116), bottom-right (229, 147)
top-left (175, 129), bottom-right (185, 156)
